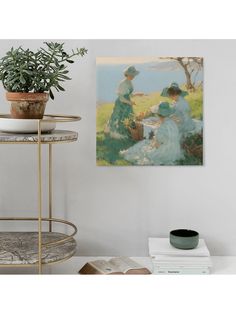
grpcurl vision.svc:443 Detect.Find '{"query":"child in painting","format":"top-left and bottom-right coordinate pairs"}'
top-left (105, 66), bottom-right (140, 139)
top-left (120, 102), bottom-right (183, 165)
top-left (161, 82), bottom-right (196, 136)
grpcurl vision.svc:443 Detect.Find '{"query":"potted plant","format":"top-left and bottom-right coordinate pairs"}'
top-left (0, 42), bottom-right (87, 119)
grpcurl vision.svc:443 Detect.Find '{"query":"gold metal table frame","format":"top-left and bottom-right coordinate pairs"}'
top-left (0, 114), bottom-right (81, 274)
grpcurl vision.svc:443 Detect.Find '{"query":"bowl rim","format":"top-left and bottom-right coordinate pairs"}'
top-left (0, 115), bottom-right (55, 122)
top-left (170, 229), bottom-right (199, 238)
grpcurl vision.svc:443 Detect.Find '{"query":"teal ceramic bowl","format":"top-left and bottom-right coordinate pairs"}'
top-left (170, 229), bottom-right (199, 250)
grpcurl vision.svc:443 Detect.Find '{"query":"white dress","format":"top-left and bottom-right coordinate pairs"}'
top-left (173, 96), bottom-right (203, 136)
top-left (174, 96), bottom-right (195, 133)
top-left (121, 118), bottom-right (183, 165)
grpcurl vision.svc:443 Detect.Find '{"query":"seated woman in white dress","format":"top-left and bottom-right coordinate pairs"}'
top-left (161, 82), bottom-right (202, 137)
top-left (120, 102), bottom-right (184, 165)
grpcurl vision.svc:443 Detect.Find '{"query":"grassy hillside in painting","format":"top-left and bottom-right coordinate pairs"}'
top-left (97, 86), bottom-right (203, 133)
top-left (96, 86), bottom-right (203, 166)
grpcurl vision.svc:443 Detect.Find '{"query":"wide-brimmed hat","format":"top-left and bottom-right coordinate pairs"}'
top-left (157, 102), bottom-right (175, 117)
top-left (124, 65), bottom-right (140, 77)
top-left (161, 82), bottom-right (188, 97)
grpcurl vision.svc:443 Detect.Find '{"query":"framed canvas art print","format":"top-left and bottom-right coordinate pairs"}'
top-left (96, 57), bottom-right (203, 166)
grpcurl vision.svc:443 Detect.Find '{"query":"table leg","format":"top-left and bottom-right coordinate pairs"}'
top-left (48, 144), bottom-right (52, 232)
top-left (38, 120), bottom-right (42, 274)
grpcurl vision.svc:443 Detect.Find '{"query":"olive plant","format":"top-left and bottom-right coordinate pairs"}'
top-left (0, 42), bottom-right (88, 99)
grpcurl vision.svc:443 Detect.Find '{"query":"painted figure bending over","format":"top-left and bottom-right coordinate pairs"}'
top-left (161, 82), bottom-right (196, 137)
top-left (120, 102), bottom-right (183, 165)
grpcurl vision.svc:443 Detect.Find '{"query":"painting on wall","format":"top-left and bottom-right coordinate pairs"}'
top-left (96, 57), bottom-right (203, 166)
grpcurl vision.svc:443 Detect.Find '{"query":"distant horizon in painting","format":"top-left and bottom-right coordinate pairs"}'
top-left (96, 57), bottom-right (203, 166)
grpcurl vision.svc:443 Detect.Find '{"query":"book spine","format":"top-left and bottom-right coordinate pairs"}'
top-left (153, 268), bottom-right (210, 275)
top-left (152, 263), bottom-right (212, 268)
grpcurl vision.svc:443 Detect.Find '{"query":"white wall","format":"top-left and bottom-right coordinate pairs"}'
top-left (0, 39), bottom-right (235, 256)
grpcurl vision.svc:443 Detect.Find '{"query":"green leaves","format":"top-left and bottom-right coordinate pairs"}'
top-left (20, 75), bottom-right (26, 84)
top-left (49, 89), bottom-right (54, 100)
top-left (0, 42), bottom-right (88, 99)
top-left (57, 85), bottom-right (65, 91)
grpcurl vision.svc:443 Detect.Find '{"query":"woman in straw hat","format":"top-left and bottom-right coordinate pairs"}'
top-left (120, 102), bottom-right (183, 165)
top-left (105, 65), bottom-right (141, 139)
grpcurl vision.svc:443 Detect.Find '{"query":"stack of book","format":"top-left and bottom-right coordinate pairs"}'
top-left (148, 238), bottom-right (212, 274)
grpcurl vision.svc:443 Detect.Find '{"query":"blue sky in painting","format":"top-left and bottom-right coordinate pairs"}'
top-left (96, 59), bottom-right (203, 103)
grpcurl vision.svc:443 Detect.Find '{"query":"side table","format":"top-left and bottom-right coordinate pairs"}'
top-left (0, 114), bottom-right (80, 274)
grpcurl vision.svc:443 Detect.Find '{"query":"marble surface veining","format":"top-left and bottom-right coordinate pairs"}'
top-left (0, 130), bottom-right (78, 143)
top-left (0, 232), bottom-right (76, 264)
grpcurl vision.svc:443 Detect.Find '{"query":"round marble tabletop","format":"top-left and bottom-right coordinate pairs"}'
top-left (0, 232), bottom-right (76, 265)
top-left (0, 130), bottom-right (78, 144)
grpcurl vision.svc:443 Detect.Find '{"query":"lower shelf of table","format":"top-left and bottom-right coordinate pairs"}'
top-left (0, 232), bottom-right (76, 266)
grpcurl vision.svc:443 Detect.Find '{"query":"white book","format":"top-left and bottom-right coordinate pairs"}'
top-left (152, 256), bottom-right (212, 262)
top-left (153, 263), bottom-right (212, 269)
top-left (154, 267), bottom-right (210, 275)
top-left (149, 238), bottom-right (210, 257)
top-left (153, 264), bottom-right (211, 269)
top-left (152, 256), bottom-right (212, 267)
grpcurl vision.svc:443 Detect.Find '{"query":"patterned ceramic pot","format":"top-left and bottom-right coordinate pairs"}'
top-left (6, 92), bottom-right (49, 119)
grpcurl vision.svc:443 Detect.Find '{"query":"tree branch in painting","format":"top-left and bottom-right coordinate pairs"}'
top-left (160, 57), bottom-right (203, 91)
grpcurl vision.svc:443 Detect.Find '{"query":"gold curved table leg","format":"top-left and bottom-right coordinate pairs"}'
top-left (38, 120), bottom-right (42, 274)
top-left (49, 144), bottom-right (52, 232)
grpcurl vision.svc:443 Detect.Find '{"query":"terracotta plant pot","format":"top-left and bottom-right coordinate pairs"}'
top-left (6, 92), bottom-right (49, 119)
